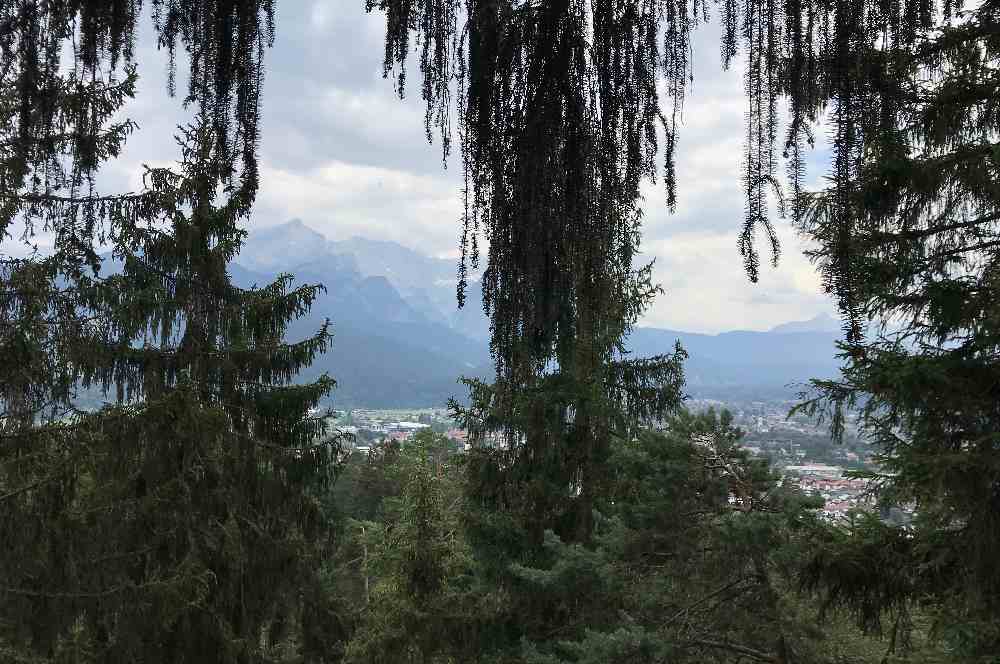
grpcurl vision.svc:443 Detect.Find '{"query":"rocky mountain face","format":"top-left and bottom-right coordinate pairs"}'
top-left (233, 220), bottom-right (842, 407)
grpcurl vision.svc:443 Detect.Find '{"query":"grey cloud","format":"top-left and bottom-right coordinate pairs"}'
top-left (47, 0), bottom-right (835, 333)
top-left (260, 1), bottom-right (457, 174)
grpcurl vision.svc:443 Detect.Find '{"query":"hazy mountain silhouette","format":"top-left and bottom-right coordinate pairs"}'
top-left (628, 327), bottom-right (841, 398)
top-left (768, 312), bottom-right (841, 334)
top-left (234, 221), bottom-right (843, 407)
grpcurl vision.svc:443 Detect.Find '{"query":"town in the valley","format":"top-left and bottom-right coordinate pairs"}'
top-left (323, 396), bottom-right (909, 525)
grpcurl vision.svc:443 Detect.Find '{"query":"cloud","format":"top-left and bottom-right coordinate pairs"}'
top-left (2, 0), bottom-right (838, 333)
top-left (253, 159), bottom-right (462, 253)
top-left (642, 225), bottom-right (832, 333)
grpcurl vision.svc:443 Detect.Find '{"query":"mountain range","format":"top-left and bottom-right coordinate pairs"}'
top-left (231, 220), bottom-right (844, 408)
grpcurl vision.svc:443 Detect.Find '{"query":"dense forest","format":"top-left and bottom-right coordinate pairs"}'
top-left (1, 0), bottom-right (997, 662)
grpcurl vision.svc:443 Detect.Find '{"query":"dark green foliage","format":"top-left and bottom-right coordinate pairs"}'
top-left (1, 2), bottom-right (340, 661)
top-left (335, 411), bottom-right (945, 663)
top-left (370, 0), bottom-right (700, 334)
top-left (342, 431), bottom-right (473, 664)
top-left (1, 120), bottom-right (338, 662)
top-left (444, 273), bottom-right (686, 545)
top-left (364, 0), bottom-right (781, 372)
top-left (785, 0), bottom-right (1000, 655)
top-left (368, 0), bottom-right (1000, 656)
top-left (319, 431), bottom-right (480, 664)
top-left (453, 336), bottom-right (687, 549)
top-left (331, 440), bottom-right (406, 523)
top-left (369, 0), bottom-right (693, 546)
top-left (365, 0), bottom-right (994, 327)
top-left (505, 410), bottom-right (816, 664)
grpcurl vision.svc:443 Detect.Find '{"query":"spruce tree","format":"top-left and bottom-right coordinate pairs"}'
top-left (366, 0), bottom-right (999, 654)
top-left (787, 0), bottom-right (1000, 654)
top-left (1, 3), bottom-right (338, 661)
top-left (369, 0), bottom-right (691, 551)
top-left (506, 410), bottom-right (828, 664)
top-left (341, 431), bottom-right (473, 664)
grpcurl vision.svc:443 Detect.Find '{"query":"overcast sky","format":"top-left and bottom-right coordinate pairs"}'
top-left (26, 1), bottom-right (839, 334)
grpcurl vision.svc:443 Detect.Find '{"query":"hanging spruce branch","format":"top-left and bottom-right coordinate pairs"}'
top-left (366, 0), bottom-right (995, 346)
top-left (369, 0), bottom-right (1000, 648)
top-left (0, 0), bottom-right (275, 255)
top-left (369, 0), bottom-right (699, 376)
top-left (370, 0), bottom-right (699, 545)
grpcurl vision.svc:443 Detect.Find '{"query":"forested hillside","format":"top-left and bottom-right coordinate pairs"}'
top-left (1, 0), bottom-right (996, 662)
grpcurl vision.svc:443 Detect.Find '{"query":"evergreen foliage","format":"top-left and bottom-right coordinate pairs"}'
top-left (0, 0), bottom-right (273, 224)
top-left (1, 0), bottom-right (995, 659)
top-left (786, 0), bottom-right (1000, 655)
top-left (341, 431), bottom-right (474, 664)
top-left (367, 0), bottom-right (1000, 654)
top-left (370, 0), bottom-right (692, 545)
top-left (365, 0), bottom-right (997, 340)
top-left (504, 410), bottom-right (824, 664)
top-left (1, 2), bottom-right (338, 661)
top-left (332, 415), bottom-right (954, 663)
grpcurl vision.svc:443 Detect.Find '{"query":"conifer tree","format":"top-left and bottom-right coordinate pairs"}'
top-left (369, 0), bottom-right (691, 548)
top-left (367, 0), bottom-right (999, 653)
top-left (335, 411), bottom-right (955, 664)
top-left (1, 2), bottom-right (338, 661)
top-left (787, 0), bottom-right (1000, 654)
top-left (342, 431), bottom-right (473, 664)
top-left (506, 410), bottom-right (828, 664)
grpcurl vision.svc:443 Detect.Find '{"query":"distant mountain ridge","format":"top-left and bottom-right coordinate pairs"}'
top-left (238, 219), bottom-right (489, 341)
top-left (233, 220), bottom-right (843, 407)
top-left (769, 312), bottom-right (841, 334)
